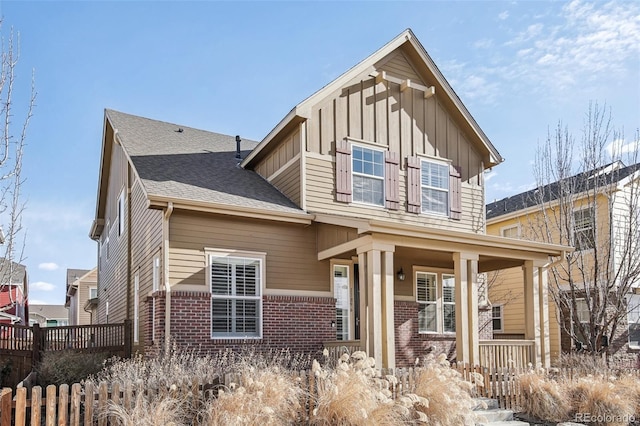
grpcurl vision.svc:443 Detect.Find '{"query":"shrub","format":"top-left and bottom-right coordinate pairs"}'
top-left (569, 377), bottom-right (635, 426)
top-left (103, 392), bottom-right (187, 426)
top-left (411, 354), bottom-right (478, 426)
top-left (518, 370), bottom-right (571, 422)
top-left (37, 350), bottom-right (112, 386)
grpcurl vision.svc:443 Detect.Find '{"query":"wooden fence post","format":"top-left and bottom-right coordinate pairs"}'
top-left (1, 388), bottom-right (12, 426)
top-left (123, 320), bottom-right (132, 358)
top-left (31, 324), bottom-right (42, 368)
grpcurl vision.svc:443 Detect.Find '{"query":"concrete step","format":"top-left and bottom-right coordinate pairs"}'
top-left (473, 397), bottom-right (499, 410)
top-left (476, 421), bottom-right (529, 426)
top-left (475, 408), bottom-right (514, 423)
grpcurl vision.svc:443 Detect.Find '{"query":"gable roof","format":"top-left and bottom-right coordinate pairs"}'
top-left (92, 110), bottom-right (308, 235)
top-left (29, 304), bottom-right (68, 321)
top-left (0, 258), bottom-right (26, 285)
top-left (486, 162), bottom-right (640, 220)
top-left (67, 269), bottom-right (90, 287)
top-left (242, 28), bottom-right (503, 169)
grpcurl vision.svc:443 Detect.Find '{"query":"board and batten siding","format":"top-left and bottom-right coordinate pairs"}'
top-left (301, 48), bottom-right (485, 232)
top-left (168, 212), bottom-right (329, 293)
top-left (306, 155), bottom-right (484, 232)
top-left (97, 134), bottom-right (129, 325)
top-left (129, 178), bottom-right (163, 347)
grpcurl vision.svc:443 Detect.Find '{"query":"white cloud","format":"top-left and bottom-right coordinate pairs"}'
top-left (498, 11), bottom-right (509, 20)
top-left (484, 170), bottom-right (498, 182)
top-left (473, 38), bottom-right (493, 49)
top-left (606, 138), bottom-right (640, 157)
top-left (38, 262), bottom-right (59, 271)
top-left (31, 281), bottom-right (55, 291)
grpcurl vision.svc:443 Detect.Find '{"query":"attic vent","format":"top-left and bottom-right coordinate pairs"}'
top-left (235, 135), bottom-right (242, 160)
top-left (176, 128), bottom-right (184, 133)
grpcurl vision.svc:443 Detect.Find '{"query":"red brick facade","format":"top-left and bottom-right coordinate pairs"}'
top-left (394, 300), bottom-right (456, 367)
top-left (146, 292), bottom-right (335, 357)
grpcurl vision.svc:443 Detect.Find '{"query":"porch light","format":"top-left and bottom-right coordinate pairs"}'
top-left (397, 268), bottom-right (406, 281)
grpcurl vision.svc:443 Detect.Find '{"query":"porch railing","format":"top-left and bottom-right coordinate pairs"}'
top-left (479, 339), bottom-right (536, 370)
top-left (323, 340), bottom-right (363, 360)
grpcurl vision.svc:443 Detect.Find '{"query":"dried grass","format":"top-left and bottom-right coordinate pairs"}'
top-left (569, 377), bottom-right (635, 426)
top-left (102, 392), bottom-right (187, 426)
top-left (411, 354), bottom-right (478, 426)
top-left (518, 370), bottom-right (571, 422)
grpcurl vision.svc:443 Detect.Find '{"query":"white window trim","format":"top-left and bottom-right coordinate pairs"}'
top-left (500, 224), bottom-right (521, 239)
top-left (351, 143), bottom-right (386, 208)
top-left (133, 273), bottom-right (139, 344)
top-left (206, 249), bottom-right (265, 340)
top-left (420, 158), bottom-right (450, 217)
top-left (415, 267), bottom-right (456, 335)
top-left (89, 287), bottom-right (98, 299)
top-left (117, 189), bottom-right (126, 237)
top-left (152, 255), bottom-right (160, 292)
top-left (492, 304), bottom-right (504, 333)
top-left (627, 294), bottom-right (640, 349)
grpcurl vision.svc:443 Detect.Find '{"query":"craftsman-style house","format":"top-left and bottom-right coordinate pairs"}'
top-left (65, 268), bottom-right (98, 325)
top-left (90, 29), bottom-right (570, 368)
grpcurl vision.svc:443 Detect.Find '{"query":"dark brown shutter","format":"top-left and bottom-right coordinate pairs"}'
top-left (385, 151), bottom-right (400, 210)
top-left (406, 156), bottom-right (421, 213)
top-left (449, 165), bottom-right (462, 220)
top-left (335, 140), bottom-right (352, 203)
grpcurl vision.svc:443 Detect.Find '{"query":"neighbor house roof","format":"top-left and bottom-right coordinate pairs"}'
top-left (242, 28), bottom-right (503, 169)
top-left (105, 109), bottom-right (306, 216)
top-left (29, 304), bottom-right (69, 321)
top-left (486, 161), bottom-right (640, 220)
top-left (0, 258), bottom-right (26, 285)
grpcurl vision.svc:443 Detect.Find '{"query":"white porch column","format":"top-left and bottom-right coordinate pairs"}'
top-left (524, 260), bottom-right (549, 367)
top-left (357, 243), bottom-right (396, 369)
top-left (454, 252), bottom-right (479, 366)
top-left (523, 261), bottom-right (551, 368)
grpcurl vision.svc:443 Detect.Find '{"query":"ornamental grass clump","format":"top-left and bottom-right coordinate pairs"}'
top-left (310, 351), bottom-right (411, 425)
top-left (518, 369), bottom-right (571, 422)
top-left (569, 376), bottom-right (635, 426)
top-left (203, 365), bottom-right (303, 426)
top-left (411, 354), bottom-right (478, 426)
top-left (102, 392), bottom-right (187, 426)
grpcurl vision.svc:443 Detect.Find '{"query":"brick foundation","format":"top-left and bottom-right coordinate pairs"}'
top-left (146, 291), bottom-right (335, 358)
top-left (394, 300), bottom-right (456, 367)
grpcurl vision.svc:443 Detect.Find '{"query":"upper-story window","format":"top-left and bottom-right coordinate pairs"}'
top-left (352, 145), bottom-right (385, 206)
top-left (573, 207), bottom-right (595, 251)
top-left (501, 225), bottom-right (520, 239)
top-left (117, 190), bottom-right (125, 237)
top-left (421, 159), bottom-right (450, 215)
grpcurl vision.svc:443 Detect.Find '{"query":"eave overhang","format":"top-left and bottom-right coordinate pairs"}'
top-left (147, 195), bottom-right (313, 225)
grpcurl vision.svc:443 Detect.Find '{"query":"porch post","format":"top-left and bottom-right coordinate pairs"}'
top-left (382, 250), bottom-right (396, 369)
top-left (524, 260), bottom-right (545, 367)
top-left (537, 261), bottom-right (550, 368)
top-left (454, 252), bottom-right (479, 366)
top-left (357, 244), bottom-right (396, 369)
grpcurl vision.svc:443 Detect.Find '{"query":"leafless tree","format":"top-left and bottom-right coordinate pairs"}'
top-left (0, 25), bottom-right (36, 322)
top-left (527, 102), bottom-right (640, 354)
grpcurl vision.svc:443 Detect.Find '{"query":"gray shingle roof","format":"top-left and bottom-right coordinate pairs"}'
top-left (486, 162), bottom-right (640, 220)
top-left (0, 258), bottom-right (26, 285)
top-left (105, 110), bottom-right (304, 215)
top-left (67, 269), bottom-right (90, 287)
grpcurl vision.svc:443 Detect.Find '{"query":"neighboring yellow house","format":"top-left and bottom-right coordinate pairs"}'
top-left (487, 161), bottom-right (640, 365)
top-left (90, 29), bottom-right (570, 368)
top-left (65, 268), bottom-right (98, 325)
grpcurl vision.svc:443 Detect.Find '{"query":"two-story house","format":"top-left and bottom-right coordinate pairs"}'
top-left (486, 161), bottom-right (640, 366)
top-left (0, 259), bottom-right (28, 325)
top-left (90, 29), bottom-right (570, 368)
top-left (65, 268), bottom-right (98, 325)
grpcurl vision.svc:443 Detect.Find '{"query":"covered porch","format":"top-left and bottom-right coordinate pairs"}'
top-left (316, 217), bottom-right (571, 369)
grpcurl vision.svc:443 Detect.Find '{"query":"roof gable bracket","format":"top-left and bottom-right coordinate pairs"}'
top-left (373, 71), bottom-right (435, 99)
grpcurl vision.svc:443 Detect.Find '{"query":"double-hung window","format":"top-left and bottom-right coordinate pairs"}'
top-left (352, 145), bottom-right (385, 206)
top-left (417, 272), bottom-right (455, 333)
top-left (573, 207), bottom-right (595, 251)
top-left (501, 225), bottom-right (520, 239)
top-left (421, 160), bottom-right (449, 215)
top-left (492, 305), bottom-right (503, 332)
top-left (210, 253), bottom-right (263, 338)
top-left (117, 190), bottom-right (125, 236)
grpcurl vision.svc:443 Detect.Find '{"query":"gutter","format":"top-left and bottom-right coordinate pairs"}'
top-left (163, 202), bottom-right (174, 352)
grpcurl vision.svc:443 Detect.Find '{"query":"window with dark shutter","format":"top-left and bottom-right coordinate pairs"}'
top-left (385, 152), bottom-right (400, 210)
top-left (335, 140), bottom-right (352, 203)
top-left (449, 165), bottom-right (462, 220)
top-left (406, 157), bottom-right (421, 213)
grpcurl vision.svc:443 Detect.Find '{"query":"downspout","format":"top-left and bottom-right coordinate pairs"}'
top-left (163, 202), bottom-right (174, 353)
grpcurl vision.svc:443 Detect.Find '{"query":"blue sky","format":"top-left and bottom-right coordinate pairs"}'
top-left (1, 1), bottom-right (638, 305)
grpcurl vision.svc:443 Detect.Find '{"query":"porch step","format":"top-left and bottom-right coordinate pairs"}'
top-left (473, 398), bottom-right (528, 426)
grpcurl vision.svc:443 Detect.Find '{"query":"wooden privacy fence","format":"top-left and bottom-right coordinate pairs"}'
top-left (0, 322), bottom-right (132, 389)
top-left (2, 364), bottom-right (639, 425)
